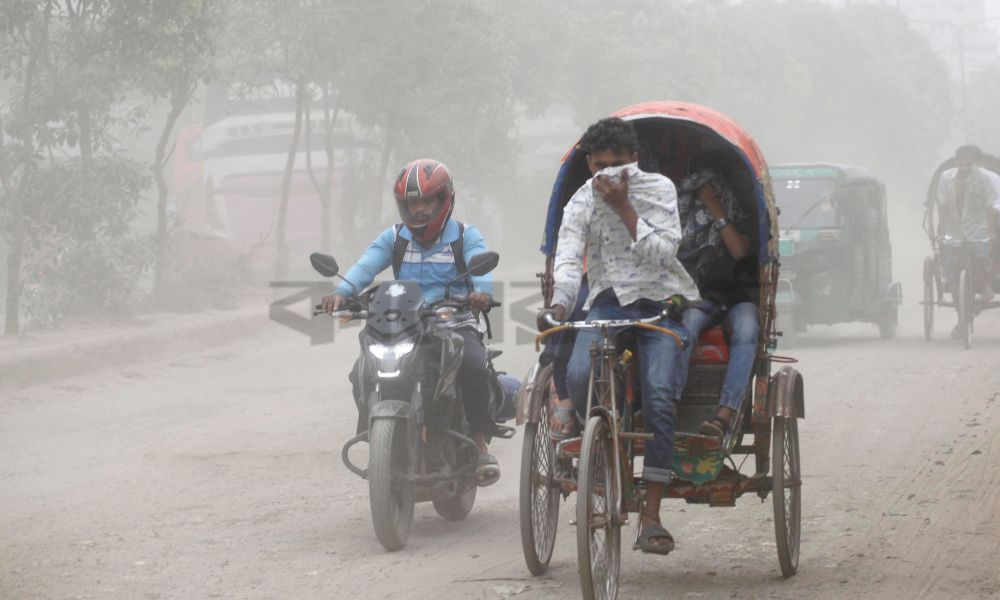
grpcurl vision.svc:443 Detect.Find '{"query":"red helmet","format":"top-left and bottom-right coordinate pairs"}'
top-left (393, 159), bottom-right (455, 244)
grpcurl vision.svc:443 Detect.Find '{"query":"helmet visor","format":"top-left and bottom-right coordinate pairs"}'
top-left (397, 192), bottom-right (447, 231)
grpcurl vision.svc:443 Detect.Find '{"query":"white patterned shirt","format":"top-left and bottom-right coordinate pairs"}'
top-left (551, 163), bottom-right (700, 311)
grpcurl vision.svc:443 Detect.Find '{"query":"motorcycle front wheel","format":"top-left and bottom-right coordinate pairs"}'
top-left (368, 418), bottom-right (415, 551)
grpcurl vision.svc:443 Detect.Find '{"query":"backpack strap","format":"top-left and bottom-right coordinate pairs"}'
top-left (391, 223), bottom-right (407, 279)
top-left (450, 221), bottom-right (471, 292)
top-left (394, 222), bottom-right (471, 293)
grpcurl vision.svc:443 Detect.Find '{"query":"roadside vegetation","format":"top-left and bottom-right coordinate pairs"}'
top-left (0, 0), bottom-right (986, 334)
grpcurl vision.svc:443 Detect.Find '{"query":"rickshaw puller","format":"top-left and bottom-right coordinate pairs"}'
top-left (937, 145), bottom-right (1000, 320)
top-left (538, 118), bottom-right (699, 555)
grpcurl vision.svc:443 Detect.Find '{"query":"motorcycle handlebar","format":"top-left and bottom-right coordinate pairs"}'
top-left (313, 304), bottom-right (369, 320)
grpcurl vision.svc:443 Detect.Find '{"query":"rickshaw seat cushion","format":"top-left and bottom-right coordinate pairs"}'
top-left (692, 326), bottom-right (729, 365)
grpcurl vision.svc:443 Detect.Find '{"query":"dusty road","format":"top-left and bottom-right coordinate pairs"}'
top-left (2, 303), bottom-right (998, 600)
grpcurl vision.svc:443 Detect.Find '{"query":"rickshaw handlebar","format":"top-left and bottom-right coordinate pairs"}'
top-left (535, 311), bottom-right (683, 350)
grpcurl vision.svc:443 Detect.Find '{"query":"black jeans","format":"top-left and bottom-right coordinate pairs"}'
top-left (349, 326), bottom-right (492, 436)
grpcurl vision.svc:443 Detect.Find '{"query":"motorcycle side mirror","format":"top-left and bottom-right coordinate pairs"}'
top-left (310, 253), bottom-right (339, 278)
top-left (467, 251), bottom-right (499, 277)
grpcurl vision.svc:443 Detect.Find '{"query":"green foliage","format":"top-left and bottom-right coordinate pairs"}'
top-left (2, 156), bottom-right (152, 325)
top-left (0, 0), bottom-right (975, 331)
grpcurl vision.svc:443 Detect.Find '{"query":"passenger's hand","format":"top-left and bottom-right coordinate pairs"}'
top-left (697, 183), bottom-right (726, 219)
top-left (536, 304), bottom-right (566, 331)
top-left (593, 169), bottom-right (630, 213)
top-left (467, 292), bottom-right (493, 311)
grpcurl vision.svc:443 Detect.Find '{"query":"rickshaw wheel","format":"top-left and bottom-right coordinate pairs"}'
top-left (958, 269), bottom-right (973, 349)
top-left (877, 307), bottom-right (897, 340)
top-left (771, 416), bottom-right (801, 577)
top-left (519, 379), bottom-right (561, 575)
top-left (923, 257), bottom-right (935, 341)
top-left (577, 416), bottom-right (620, 600)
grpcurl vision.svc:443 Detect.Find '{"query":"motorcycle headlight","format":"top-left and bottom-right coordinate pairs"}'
top-left (368, 342), bottom-right (415, 360)
top-left (434, 306), bottom-right (456, 320)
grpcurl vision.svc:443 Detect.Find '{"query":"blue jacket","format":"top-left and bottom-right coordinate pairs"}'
top-left (334, 220), bottom-right (493, 301)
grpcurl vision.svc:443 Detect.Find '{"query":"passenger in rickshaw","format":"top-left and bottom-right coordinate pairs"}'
top-left (669, 152), bottom-right (759, 437)
top-left (937, 145), bottom-right (1000, 330)
top-left (538, 117), bottom-right (700, 555)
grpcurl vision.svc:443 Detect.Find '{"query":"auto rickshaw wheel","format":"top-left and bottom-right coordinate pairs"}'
top-left (772, 415), bottom-right (801, 577)
top-left (923, 257), bottom-right (935, 341)
top-left (878, 307), bottom-right (897, 340)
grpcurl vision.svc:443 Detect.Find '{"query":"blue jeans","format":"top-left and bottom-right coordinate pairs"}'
top-left (565, 290), bottom-right (689, 484)
top-left (674, 300), bottom-right (759, 412)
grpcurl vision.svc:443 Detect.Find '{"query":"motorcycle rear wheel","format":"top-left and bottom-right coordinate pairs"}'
top-left (368, 418), bottom-right (415, 551)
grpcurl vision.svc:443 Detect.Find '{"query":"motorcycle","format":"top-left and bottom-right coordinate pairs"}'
top-left (310, 250), bottom-right (518, 551)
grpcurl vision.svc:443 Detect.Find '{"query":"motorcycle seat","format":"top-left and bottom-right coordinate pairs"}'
top-left (487, 349), bottom-right (503, 360)
top-left (691, 326), bottom-right (729, 365)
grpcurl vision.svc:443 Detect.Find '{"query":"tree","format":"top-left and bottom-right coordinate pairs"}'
top-left (1, 0), bottom-right (153, 333)
top-left (0, 0), bottom-right (54, 336)
top-left (120, 0), bottom-right (223, 295)
top-left (335, 0), bottom-right (524, 245)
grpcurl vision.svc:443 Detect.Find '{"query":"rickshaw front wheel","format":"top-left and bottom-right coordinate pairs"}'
top-left (577, 415), bottom-right (621, 600)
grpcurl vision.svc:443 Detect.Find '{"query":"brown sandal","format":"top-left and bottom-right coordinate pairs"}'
top-left (699, 415), bottom-right (729, 438)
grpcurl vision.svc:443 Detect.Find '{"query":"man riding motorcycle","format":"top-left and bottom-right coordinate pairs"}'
top-left (321, 158), bottom-right (500, 486)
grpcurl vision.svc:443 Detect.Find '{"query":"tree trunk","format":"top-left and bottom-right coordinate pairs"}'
top-left (304, 84), bottom-right (339, 254)
top-left (321, 91), bottom-right (339, 254)
top-left (152, 83), bottom-right (194, 296)
top-left (373, 123), bottom-right (395, 231)
top-left (274, 77), bottom-right (306, 278)
top-left (78, 105), bottom-right (93, 168)
top-left (4, 1), bottom-right (52, 336)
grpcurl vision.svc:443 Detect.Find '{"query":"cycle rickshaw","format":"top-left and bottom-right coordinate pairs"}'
top-left (517, 101), bottom-right (804, 600)
top-left (922, 152), bottom-right (1000, 349)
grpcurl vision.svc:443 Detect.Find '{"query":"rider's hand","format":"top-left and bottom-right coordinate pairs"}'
top-left (593, 169), bottom-right (631, 214)
top-left (321, 294), bottom-right (351, 324)
top-left (467, 292), bottom-right (493, 311)
top-left (536, 304), bottom-right (566, 331)
top-left (321, 294), bottom-right (342, 314)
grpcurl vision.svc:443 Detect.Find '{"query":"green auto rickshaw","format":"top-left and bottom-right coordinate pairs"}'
top-left (770, 164), bottom-right (902, 344)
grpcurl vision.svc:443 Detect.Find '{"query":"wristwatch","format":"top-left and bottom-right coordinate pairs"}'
top-left (712, 217), bottom-right (729, 231)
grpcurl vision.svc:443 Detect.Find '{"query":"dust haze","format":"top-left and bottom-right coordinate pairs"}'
top-left (2, 1), bottom-right (999, 599)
